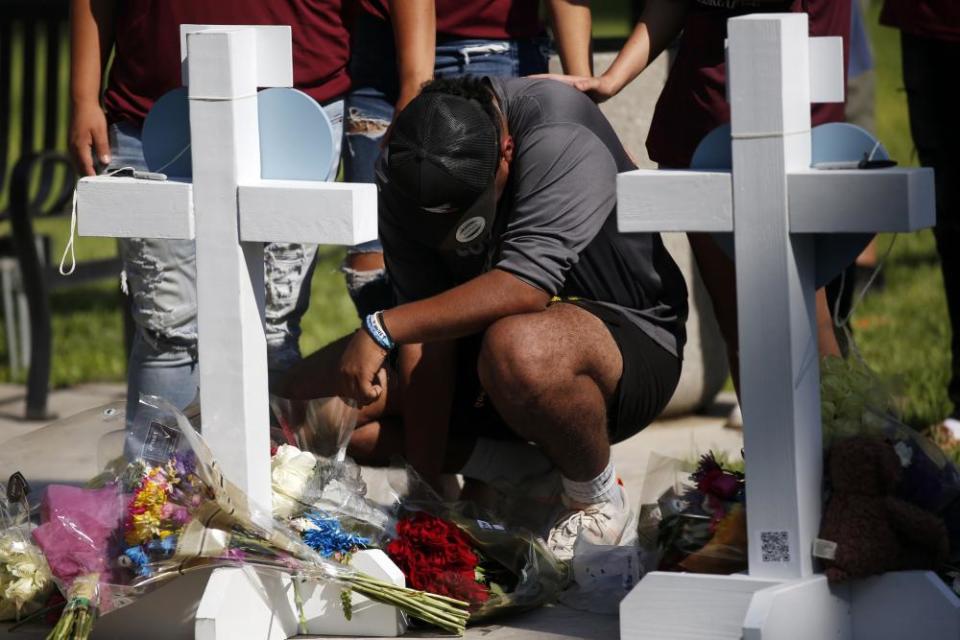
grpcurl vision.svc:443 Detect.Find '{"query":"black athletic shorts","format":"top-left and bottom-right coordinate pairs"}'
top-left (449, 300), bottom-right (681, 444)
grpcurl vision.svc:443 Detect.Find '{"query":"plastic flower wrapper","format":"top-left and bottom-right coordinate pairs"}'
top-left (821, 356), bottom-right (960, 557)
top-left (12, 396), bottom-right (471, 638)
top-left (0, 475), bottom-right (53, 622)
top-left (557, 538), bottom-right (655, 615)
top-left (32, 485), bottom-right (126, 639)
top-left (268, 395), bottom-right (393, 545)
top-left (270, 395), bottom-right (358, 461)
top-left (652, 452), bottom-right (748, 575)
top-left (387, 467), bottom-right (570, 624)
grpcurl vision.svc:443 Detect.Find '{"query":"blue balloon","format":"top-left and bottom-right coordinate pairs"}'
top-left (141, 87), bottom-right (335, 181)
top-left (258, 87), bottom-right (335, 181)
top-left (691, 122), bottom-right (883, 288)
top-left (142, 88), bottom-right (192, 178)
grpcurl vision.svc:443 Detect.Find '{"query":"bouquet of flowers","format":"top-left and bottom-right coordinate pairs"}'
top-left (654, 452), bottom-right (748, 575)
top-left (386, 505), bottom-right (568, 623)
top-left (16, 396), bottom-right (471, 639)
top-left (269, 394), bottom-right (394, 553)
top-left (271, 442), bottom-right (393, 549)
top-left (0, 476), bottom-right (52, 622)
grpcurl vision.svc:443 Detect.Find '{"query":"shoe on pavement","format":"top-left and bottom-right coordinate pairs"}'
top-left (547, 484), bottom-right (637, 562)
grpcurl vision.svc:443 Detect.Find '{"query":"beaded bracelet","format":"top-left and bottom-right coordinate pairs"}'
top-left (363, 311), bottom-right (396, 352)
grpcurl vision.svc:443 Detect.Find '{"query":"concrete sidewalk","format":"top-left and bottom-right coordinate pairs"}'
top-left (0, 383), bottom-right (743, 639)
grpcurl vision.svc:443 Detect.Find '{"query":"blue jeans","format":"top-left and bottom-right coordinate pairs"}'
top-left (341, 14), bottom-right (549, 315)
top-left (111, 99), bottom-right (344, 420)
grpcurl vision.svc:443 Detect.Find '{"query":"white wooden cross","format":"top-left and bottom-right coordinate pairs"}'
top-left (74, 26), bottom-right (404, 639)
top-left (617, 14), bottom-right (959, 640)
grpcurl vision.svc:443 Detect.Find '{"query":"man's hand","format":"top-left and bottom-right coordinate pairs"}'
top-left (69, 101), bottom-right (110, 176)
top-left (338, 329), bottom-right (389, 406)
top-left (531, 73), bottom-right (619, 103)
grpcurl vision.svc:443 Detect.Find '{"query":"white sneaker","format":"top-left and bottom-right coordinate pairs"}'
top-left (547, 484), bottom-right (637, 561)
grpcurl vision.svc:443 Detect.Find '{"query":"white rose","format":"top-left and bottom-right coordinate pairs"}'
top-left (271, 444), bottom-right (317, 518)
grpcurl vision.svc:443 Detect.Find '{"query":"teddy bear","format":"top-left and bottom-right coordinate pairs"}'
top-left (818, 435), bottom-right (950, 582)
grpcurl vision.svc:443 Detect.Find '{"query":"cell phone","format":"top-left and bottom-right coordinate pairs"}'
top-left (813, 158), bottom-right (898, 171)
top-left (132, 170), bottom-right (168, 181)
top-left (812, 161), bottom-right (860, 170)
top-left (101, 166), bottom-right (167, 181)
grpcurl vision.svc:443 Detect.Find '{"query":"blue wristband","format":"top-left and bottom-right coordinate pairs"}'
top-left (363, 312), bottom-right (395, 352)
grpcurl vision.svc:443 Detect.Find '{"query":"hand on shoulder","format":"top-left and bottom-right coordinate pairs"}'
top-left (529, 73), bottom-right (619, 103)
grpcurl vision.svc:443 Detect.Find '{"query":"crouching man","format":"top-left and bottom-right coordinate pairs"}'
top-left (283, 76), bottom-right (687, 559)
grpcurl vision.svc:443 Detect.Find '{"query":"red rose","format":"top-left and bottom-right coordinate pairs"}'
top-left (387, 513), bottom-right (489, 607)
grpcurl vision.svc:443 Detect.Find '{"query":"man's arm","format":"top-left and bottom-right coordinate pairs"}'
top-left (338, 268), bottom-right (549, 404)
top-left (336, 269), bottom-right (546, 484)
top-left (549, 0), bottom-right (593, 76)
top-left (385, 269), bottom-right (549, 344)
top-left (536, 0), bottom-right (689, 102)
top-left (69, 0), bottom-right (116, 175)
top-left (390, 0), bottom-right (435, 113)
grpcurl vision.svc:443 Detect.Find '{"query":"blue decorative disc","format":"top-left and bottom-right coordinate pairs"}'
top-left (141, 87), bottom-right (335, 181)
top-left (142, 88), bottom-right (192, 178)
top-left (257, 87), bottom-right (335, 181)
top-left (691, 122), bottom-right (884, 288)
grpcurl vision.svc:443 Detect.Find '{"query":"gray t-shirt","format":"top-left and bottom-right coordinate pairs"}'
top-left (379, 77), bottom-right (688, 356)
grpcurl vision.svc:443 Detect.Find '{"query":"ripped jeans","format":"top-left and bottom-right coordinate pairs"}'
top-left (112, 99), bottom-right (343, 418)
top-left (341, 13), bottom-right (550, 315)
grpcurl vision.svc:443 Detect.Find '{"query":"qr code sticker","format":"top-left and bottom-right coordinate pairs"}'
top-left (760, 531), bottom-right (791, 563)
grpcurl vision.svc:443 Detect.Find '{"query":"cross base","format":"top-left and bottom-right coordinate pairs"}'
top-left (620, 570), bottom-right (960, 640)
top-left (92, 551), bottom-right (407, 639)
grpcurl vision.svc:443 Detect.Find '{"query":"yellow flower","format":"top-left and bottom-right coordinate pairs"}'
top-left (125, 468), bottom-right (172, 545)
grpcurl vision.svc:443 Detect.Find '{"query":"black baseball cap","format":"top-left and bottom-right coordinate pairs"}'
top-left (378, 90), bottom-right (500, 251)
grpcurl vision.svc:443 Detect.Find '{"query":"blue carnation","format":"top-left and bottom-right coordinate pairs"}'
top-left (124, 545), bottom-right (153, 578)
top-left (301, 512), bottom-right (369, 558)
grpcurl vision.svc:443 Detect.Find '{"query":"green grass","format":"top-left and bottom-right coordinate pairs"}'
top-left (853, 231), bottom-right (951, 430)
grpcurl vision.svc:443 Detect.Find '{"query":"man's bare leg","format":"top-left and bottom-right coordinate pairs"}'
top-left (478, 303), bottom-right (621, 479)
top-left (476, 303), bottom-right (632, 558)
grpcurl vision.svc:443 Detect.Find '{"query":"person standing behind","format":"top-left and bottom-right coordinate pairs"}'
top-left (538, 0), bottom-right (850, 396)
top-left (341, 0), bottom-right (594, 317)
top-left (69, 0), bottom-right (351, 420)
top-left (881, 0), bottom-right (960, 439)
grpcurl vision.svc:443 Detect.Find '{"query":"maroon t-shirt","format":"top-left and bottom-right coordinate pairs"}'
top-left (358, 0), bottom-right (543, 39)
top-left (647, 0), bottom-right (851, 168)
top-left (104, 0), bottom-right (351, 125)
top-left (881, 0), bottom-right (960, 43)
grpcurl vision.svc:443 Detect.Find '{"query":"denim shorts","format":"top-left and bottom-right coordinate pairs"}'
top-left (110, 98), bottom-right (343, 416)
top-left (343, 13), bottom-right (550, 254)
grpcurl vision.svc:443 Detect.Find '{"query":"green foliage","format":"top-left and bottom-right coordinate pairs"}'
top-left (851, 232), bottom-right (952, 430)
